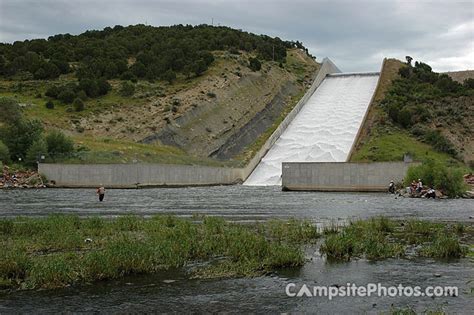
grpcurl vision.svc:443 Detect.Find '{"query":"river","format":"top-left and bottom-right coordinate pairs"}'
top-left (0, 186), bottom-right (473, 313)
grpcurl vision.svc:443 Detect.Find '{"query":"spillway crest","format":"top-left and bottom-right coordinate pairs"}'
top-left (244, 73), bottom-right (380, 186)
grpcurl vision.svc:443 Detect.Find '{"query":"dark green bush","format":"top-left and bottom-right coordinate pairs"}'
top-left (119, 81), bottom-right (135, 96)
top-left (248, 57), bottom-right (262, 71)
top-left (423, 130), bottom-right (457, 157)
top-left (57, 89), bottom-right (76, 104)
top-left (45, 85), bottom-right (61, 98)
top-left (45, 130), bottom-right (74, 157)
top-left (72, 98), bottom-right (85, 112)
top-left (0, 118), bottom-right (43, 161)
top-left (0, 97), bottom-right (22, 124)
top-left (25, 138), bottom-right (48, 166)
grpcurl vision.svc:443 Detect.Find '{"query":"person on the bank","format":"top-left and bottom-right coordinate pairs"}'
top-left (97, 185), bottom-right (105, 201)
top-left (410, 180), bottom-right (417, 194)
top-left (425, 187), bottom-right (436, 199)
top-left (388, 180), bottom-right (395, 194)
top-left (416, 179), bottom-right (423, 193)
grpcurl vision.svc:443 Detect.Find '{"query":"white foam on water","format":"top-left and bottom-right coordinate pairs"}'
top-left (244, 73), bottom-right (380, 186)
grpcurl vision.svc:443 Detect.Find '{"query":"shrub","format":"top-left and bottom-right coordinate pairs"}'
top-left (57, 89), bottom-right (76, 104)
top-left (119, 81), bottom-right (135, 96)
top-left (397, 108), bottom-right (412, 128)
top-left (45, 86), bottom-right (61, 98)
top-left (423, 130), bottom-right (457, 157)
top-left (0, 140), bottom-right (10, 163)
top-left (25, 138), bottom-right (48, 166)
top-left (0, 97), bottom-right (22, 124)
top-left (45, 100), bottom-right (54, 109)
top-left (72, 98), bottom-right (85, 112)
top-left (405, 159), bottom-right (466, 197)
top-left (206, 92), bottom-right (216, 98)
top-left (248, 57), bottom-right (261, 71)
top-left (463, 78), bottom-right (474, 89)
top-left (0, 118), bottom-right (43, 161)
top-left (45, 130), bottom-right (74, 157)
top-left (163, 70), bottom-right (176, 84)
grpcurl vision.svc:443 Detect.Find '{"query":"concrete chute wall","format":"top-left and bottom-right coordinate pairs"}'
top-left (244, 72), bottom-right (380, 186)
top-left (282, 162), bottom-right (418, 192)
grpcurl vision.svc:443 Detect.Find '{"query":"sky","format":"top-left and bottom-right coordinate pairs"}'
top-left (0, 0), bottom-right (473, 72)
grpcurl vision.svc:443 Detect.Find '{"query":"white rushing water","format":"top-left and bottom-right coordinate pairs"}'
top-left (244, 73), bottom-right (380, 186)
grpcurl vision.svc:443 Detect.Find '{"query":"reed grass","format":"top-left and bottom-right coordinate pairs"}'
top-left (0, 215), bottom-right (319, 290)
top-left (320, 217), bottom-right (469, 262)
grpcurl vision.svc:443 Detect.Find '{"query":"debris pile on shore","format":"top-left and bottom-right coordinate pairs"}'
top-left (0, 165), bottom-right (46, 189)
top-left (463, 173), bottom-right (474, 199)
top-left (464, 173), bottom-right (474, 186)
top-left (396, 188), bottom-right (446, 199)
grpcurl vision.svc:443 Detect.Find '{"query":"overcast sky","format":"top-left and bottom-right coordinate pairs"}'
top-left (0, 0), bottom-right (473, 72)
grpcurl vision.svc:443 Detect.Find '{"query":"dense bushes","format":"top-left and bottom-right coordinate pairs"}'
top-left (404, 159), bottom-right (466, 197)
top-left (0, 98), bottom-right (74, 166)
top-left (0, 24), bottom-right (305, 83)
top-left (46, 78), bottom-right (111, 104)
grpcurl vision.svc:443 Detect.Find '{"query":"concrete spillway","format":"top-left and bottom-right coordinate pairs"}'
top-left (244, 73), bottom-right (380, 186)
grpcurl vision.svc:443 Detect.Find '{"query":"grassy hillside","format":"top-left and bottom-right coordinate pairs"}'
top-left (351, 58), bottom-right (474, 169)
top-left (0, 25), bottom-right (318, 166)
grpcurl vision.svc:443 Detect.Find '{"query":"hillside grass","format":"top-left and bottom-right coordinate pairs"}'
top-left (54, 136), bottom-right (239, 167)
top-left (351, 129), bottom-right (457, 165)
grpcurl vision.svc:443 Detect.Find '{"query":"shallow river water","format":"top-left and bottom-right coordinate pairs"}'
top-left (0, 185), bottom-right (473, 222)
top-left (0, 186), bottom-right (473, 313)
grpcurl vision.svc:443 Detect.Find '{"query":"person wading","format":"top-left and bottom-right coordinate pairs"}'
top-left (97, 185), bottom-right (106, 202)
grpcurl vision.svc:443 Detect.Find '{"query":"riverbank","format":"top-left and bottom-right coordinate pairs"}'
top-left (1, 215), bottom-right (472, 292)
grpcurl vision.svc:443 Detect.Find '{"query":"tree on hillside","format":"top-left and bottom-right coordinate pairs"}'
top-left (45, 130), bottom-right (74, 157)
top-left (0, 97), bottom-right (22, 124)
top-left (248, 57), bottom-right (261, 71)
top-left (119, 81), bottom-right (135, 96)
top-left (25, 138), bottom-right (48, 166)
top-left (163, 69), bottom-right (176, 84)
top-left (1, 118), bottom-right (43, 161)
top-left (0, 24), bottom-right (304, 82)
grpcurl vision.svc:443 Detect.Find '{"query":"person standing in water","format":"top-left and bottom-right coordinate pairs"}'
top-left (97, 185), bottom-right (105, 201)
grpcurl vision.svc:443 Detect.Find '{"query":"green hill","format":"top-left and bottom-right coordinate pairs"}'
top-left (351, 58), bottom-right (474, 168)
top-left (0, 25), bottom-right (319, 166)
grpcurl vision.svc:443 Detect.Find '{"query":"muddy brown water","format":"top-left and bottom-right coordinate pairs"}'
top-left (0, 186), bottom-right (473, 313)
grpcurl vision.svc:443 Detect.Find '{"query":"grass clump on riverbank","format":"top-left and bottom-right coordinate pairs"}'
top-left (0, 215), bottom-right (319, 290)
top-left (320, 217), bottom-right (470, 261)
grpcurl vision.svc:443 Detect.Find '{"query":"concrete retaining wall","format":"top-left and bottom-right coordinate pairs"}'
top-left (39, 163), bottom-right (241, 188)
top-left (241, 57), bottom-right (341, 181)
top-left (282, 162), bottom-right (418, 191)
